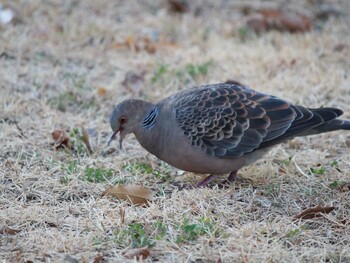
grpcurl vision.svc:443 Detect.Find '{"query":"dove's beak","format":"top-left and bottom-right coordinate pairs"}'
top-left (107, 130), bottom-right (119, 146)
top-left (108, 128), bottom-right (125, 149)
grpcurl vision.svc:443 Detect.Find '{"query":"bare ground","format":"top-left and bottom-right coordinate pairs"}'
top-left (1, 0), bottom-right (350, 262)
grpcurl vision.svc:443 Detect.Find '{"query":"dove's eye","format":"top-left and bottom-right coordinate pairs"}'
top-left (119, 116), bottom-right (127, 125)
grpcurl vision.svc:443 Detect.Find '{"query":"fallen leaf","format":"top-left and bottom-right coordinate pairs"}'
top-left (113, 34), bottom-right (177, 54)
top-left (276, 12), bottom-right (311, 33)
top-left (102, 185), bottom-right (153, 205)
top-left (52, 129), bottom-right (70, 149)
top-left (292, 205), bottom-right (335, 220)
top-left (114, 35), bottom-right (156, 53)
top-left (246, 13), bottom-right (267, 33)
top-left (246, 9), bottom-right (311, 33)
top-left (93, 254), bottom-right (104, 263)
top-left (135, 37), bottom-right (157, 54)
top-left (168, 0), bottom-right (189, 13)
top-left (143, 37), bottom-right (157, 54)
top-left (340, 183), bottom-right (350, 192)
top-left (0, 226), bottom-right (21, 235)
top-left (122, 247), bottom-right (150, 261)
top-left (125, 35), bottom-right (136, 50)
top-left (97, 87), bottom-right (107, 97)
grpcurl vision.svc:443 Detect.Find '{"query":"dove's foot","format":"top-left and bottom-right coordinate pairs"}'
top-left (196, 174), bottom-right (219, 187)
top-left (226, 171), bottom-right (237, 182)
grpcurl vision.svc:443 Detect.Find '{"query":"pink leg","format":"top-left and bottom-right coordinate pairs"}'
top-left (227, 171), bottom-right (237, 182)
top-left (196, 174), bottom-right (219, 187)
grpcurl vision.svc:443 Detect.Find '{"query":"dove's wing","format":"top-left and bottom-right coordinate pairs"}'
top-left (174, 84), bottom-right (343, 158)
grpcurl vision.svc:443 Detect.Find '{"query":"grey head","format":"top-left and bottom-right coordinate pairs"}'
top-left (108, 99), bottom-right (154, 148)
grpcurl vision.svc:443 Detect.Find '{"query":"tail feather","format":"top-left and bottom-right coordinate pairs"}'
top-left (307, 119), bottom-right (350, 135)
top-left (309, 107), bottom-right (343, 121)
top-left (259, 106), bottom-right (349, 148)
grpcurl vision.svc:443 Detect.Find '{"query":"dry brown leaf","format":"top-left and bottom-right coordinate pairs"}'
top-left (125, 35), bottom-right (136, 50)
top-left (340, 183), bottom-right (350, 192)
top-left (102, 185), bottom-right (153, 205)
top-left (0, 226), bottom-right (21, 235)
top-left (92, 254), bottom-right (104, 263)
top-left (97, 87), bottom-right (107, 97)
top-left (135, 37), bottom-right (157, 54)
top-left (246, 13), bottom-right (267, 33)
top-left (277, 12), bottom-right (311, 33)
top-left (142, 37), bottom-right (156, 54)
top-left (122, 247), bottom-right (150, 261)
top-left (246, 9), bottom-right (311, 34)
top-left (168, 0), bottom-right (189, 13)
top-left (113, 36), bottom-right (136, 50)
top-left (114, 36), bottom-right (157, 54)
top-left (52, 129), bottom-right (70, 149)
top-left (292, 205), bottom-right (335, 220)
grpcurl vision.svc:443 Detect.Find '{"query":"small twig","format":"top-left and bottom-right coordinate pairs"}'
top-left (15, 122), bottom-right (27, 138)
top-left (292, 156), bottom-right (310, 178)
top-left (292, 205), bottom-right (335, 220)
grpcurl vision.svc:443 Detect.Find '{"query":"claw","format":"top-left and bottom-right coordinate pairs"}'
top-left (196, 174), bottom-right (219, 187)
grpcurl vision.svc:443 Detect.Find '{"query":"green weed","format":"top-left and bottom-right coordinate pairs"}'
top-left (151, 61), bottom-right (213, 85)
top-left (152, 64), bottom-right (168, 83)
top-left (185, 61), bottom-right (212, 78)
top-left (329, 180), bottom-right (340, 189)
top-left (84, 166), bottom-right (116, 183)
top-left (113, 217), bottom-right (221, 248)
top-left (114, 222), bottom-right (155, 248)
top-left (60, 160), bottom-right (80, 184)
top-left (280, 156), bottom-right (292, 166)
top-left (309, 166), bottom-right (326, 175)
top-left (69, 128), bottom-right (88, 157)
top-left (122, 162), bottom-right (170, 181)
top-left (286, 225), bottom-right (308, 238)
top-left (60, 161), bottom-right (119, 184)
top-left (176, 216), bottom-right (214, 244)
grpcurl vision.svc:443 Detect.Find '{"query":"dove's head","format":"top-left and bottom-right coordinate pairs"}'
top-left (108, 99), bottom-right (153, 148)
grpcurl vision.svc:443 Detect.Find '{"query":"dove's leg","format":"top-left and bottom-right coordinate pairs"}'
top-left (196, 174), bottom-right (219, 187)
top-left (227, 171), bottom-right (237, 182)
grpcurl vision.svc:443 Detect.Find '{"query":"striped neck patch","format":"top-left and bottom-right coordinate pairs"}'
top-left (142, 107), bottom-right (159, 129)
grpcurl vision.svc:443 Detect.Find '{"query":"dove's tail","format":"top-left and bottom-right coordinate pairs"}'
top-left (259, 107), bottom-right (349, 149)
top-left (309, 119), bottom-right (350, 134)
top-left (302, 107), bottom-right (350, 136)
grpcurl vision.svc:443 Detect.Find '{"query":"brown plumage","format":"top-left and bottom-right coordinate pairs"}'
top-left (109, 83), bottom-right (350, 186)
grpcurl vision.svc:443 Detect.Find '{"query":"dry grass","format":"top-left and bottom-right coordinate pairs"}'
top-left (1, 0), bottom-right (350, 262)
